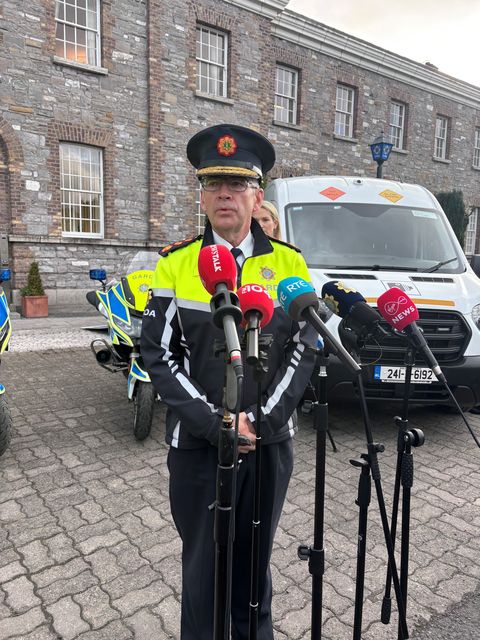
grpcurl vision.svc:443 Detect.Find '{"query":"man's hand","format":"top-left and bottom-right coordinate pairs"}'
top-left (236, 411), bottom-right (256, 454)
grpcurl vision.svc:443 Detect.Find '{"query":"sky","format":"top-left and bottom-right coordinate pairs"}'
top-left (286, 0), bottom-right (480, 88)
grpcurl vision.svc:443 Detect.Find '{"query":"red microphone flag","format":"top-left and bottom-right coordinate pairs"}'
top-left (197, 244), bottom-right (237, 294)
top-left (377, 287), bottom-right (420, 331)
top-left (237, 284), bottom-right (274, 328)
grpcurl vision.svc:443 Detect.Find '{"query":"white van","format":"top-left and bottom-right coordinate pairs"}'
top-left (265, 176), bottom-right (480, 408)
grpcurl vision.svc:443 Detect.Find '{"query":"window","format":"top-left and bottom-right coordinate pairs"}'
top-left (60, 143), bottom-right (103, 237)
top-left (474, 129), bottom-right (480, 169)
top-left (55, 0), bottom-right (101, 66)
top-left (389, 101), bottom-right (406, 150)
top-left (465, 208), bottom-right (478, 255)
top-left (434, 115), bottom-right (449, 159)
top-left (196, 25), bottom-right (228, 97)
top-left (335, 84), bottom-right (355, 138)
top-left (275, 65), bottom-right (298, 125)
top-left (195, 183), bottom-right (205, 234)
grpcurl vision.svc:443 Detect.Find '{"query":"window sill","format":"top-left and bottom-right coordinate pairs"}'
top-left (333, 134), bottom-right (359, 144)
top-left (432, 156), bottom-right (451, 164)
top-left (194, 91), bottom-right (234, 106)
top-left (62, 233), bottom-right (105, 240)
top-left (53, 56), bottom-right (108, 75)
top-left (272, 119), bottom-right (301, 131)
top-left (392, 147), bottom-right (409, 155)
top-left (472, 165), bottom-right (480, 171)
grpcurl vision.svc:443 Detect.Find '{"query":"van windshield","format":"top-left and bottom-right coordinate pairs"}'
top-left (285, 203), bottom-right (464, 273)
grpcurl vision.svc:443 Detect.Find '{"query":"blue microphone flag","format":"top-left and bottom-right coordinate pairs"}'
top-left (321, 281), bottom-right (365, 318)
top-left (277, 277), bottom-right (317, 321)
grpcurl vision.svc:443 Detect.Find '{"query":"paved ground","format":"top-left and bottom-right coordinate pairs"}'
top-left (1, 319), bottom-right (480, 638)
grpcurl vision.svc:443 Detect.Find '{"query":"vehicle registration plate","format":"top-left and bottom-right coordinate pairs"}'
top-left (373, 365), bottom-right (438, 384)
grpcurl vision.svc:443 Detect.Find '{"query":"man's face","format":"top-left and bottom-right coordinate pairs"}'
top-left (200, 176), bottom-right (264, 238)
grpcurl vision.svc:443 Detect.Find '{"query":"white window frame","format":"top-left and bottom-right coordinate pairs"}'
top-left (465, 208), bottom-right (478, 255)
top-left (473, 128), bottom-right (480, 169)
top-left (196, 25), bottom-right (228, 98)
top-left (434, 115), bottom-right (449, 160)
top-left (389, 101), bottom-right (406, 150)
top-left (60, 143), bottom-right (104, 238)
top-left (335, 84), bottom-right (355, 138)
top-left (275, 65), bottom-right (298, 125)
top-left (55, 0), bottom-right (101, 67)
top-left (195, 183), bottom-right (205, 235)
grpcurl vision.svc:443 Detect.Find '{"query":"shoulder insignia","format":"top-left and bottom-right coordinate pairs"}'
top-left (269, 237), bottom-right (302, 253)
top-left (160, 235), bottom-right (202, 256)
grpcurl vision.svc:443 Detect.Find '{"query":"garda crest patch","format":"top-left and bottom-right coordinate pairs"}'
top-left (260, 266), bottom-right (275, 281)
top-left (217, 135), bottom-right (237, 157)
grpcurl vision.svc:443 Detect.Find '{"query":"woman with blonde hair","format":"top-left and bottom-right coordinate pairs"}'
top-left (253, 200), bottom-right (282, 239)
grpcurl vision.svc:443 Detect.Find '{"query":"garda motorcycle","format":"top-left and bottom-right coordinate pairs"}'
top-left (0, 268), bottom-right (12, 457)
top-left (87, 251), bottom-right (160, 441)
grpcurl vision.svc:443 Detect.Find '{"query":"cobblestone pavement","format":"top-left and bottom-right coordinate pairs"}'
top-left (1, 345), bottom-right (480, 639)
top-left (9, 314), bottom-right (106, 353)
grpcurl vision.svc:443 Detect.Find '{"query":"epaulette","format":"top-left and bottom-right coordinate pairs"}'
top-left (269, 236), bottom-right (302, 253)
top-left (159, 235), bottom-right (202, 256)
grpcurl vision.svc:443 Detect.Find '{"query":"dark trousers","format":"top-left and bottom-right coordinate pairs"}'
top-left (167, 439), bottom-right (294, 640)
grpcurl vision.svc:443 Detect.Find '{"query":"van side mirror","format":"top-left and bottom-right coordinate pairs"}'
top-left (470, 255), bottom-right (480, 278)
top-left (0, 269), bottom-right (11, 283)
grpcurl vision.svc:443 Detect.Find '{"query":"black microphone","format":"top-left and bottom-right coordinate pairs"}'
top-left (321, 280), bottom-right (388, 343)
top-left (277, 277), bottom-right (361, 375)
top-left (377, 287), bottom-right (446, 383)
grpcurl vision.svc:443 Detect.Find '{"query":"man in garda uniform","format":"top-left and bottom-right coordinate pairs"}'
top-left (141, 124), bottom-right (317, 639)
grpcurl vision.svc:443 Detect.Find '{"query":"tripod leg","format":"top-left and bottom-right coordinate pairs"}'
top-left (399, 447), bottom-right (413, 640)
top-left (397, 428), bottom-right (423, 639)
top-left (382, 427), bottom-right (405, 623)
top-left (350, 456), bottom-right (371, 640)
top-left (327, 428), bottom-right (337, 453)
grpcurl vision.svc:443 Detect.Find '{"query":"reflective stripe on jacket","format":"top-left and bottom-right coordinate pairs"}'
top-left (140, 220), bottom-right (318, 449)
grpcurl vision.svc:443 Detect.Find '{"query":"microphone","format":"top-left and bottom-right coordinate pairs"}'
top-left (198, 245), bottom-right (243, 377)
top-left (237, 284), bottom-right (274, 364)
top-left (377, 287), bottom-right (446, 383)
top-left (277, 276), bottom-right (361, 375)
top-left (198, 243), bottom-right (237, 294)
top-left (321, 280), bottom-right (388, 343)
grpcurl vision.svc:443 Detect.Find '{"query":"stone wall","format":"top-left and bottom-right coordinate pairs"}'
top-left (0, 0), bottom-right (149, 302)
top-left (1, 0), bottom-right (479, 307)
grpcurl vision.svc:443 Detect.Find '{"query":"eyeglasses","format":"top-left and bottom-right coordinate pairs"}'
top-left (200, 177), bottom-right (259, 192)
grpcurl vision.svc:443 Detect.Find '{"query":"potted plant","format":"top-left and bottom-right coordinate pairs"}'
top-left (20, 261), bottom-right (48, 318)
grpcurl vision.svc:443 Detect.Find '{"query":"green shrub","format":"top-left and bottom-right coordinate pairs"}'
top-left (436, 190), bottom-right (470, 248)
top-left (20, 261), bottom-right (45, 296)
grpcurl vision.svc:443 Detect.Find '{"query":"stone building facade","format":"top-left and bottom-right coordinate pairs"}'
top-left (1, 0), bottom-right (479, 307)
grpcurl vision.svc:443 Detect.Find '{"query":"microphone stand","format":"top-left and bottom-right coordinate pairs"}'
top-left (297, 344), bottom-right (337, 640)
top-left (245, 332), bottom-right (273, 640)
top-left (212, 344), bottom-right (244, 640)
top-left (381, 345), bottom-right (425, 639)
top-left (338, 323), bottom-right (409, 640)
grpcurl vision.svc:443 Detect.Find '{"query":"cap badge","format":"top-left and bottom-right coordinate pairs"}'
top-left (217, 135), bottom-right (237, 157)
top-left (260, 266), bottom-right (275, 281)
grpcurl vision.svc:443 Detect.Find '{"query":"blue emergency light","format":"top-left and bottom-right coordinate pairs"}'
top-left (89, 268), bottom-right (107, 281)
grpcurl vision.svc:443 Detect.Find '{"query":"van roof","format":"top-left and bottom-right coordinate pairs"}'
top-left (271, 176), bottom-right (439, 210)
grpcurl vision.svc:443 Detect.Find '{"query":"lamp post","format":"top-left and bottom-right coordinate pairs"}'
top-left (369, 132), bottom-right (393, 178)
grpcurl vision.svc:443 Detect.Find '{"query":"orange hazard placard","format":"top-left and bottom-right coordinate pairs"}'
top-left (379, 189), bottom-right (403, 203)
top-left (320, 187), bottom-right (346, 201)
